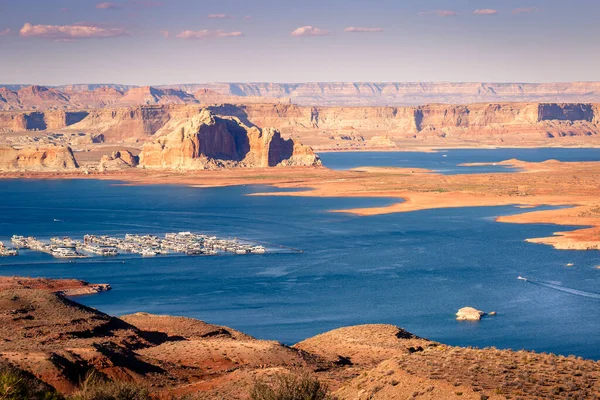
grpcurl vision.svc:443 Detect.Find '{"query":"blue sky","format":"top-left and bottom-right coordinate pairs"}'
top-left (0, 0), bottom-right (599, 85)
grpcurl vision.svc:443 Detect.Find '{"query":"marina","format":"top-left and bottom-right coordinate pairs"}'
top-left (0, 241), bottom-right (18, 257)
top-left (8, 232), bottom-right (274, 259)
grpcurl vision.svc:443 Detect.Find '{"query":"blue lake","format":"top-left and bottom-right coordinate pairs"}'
top-left (319, 148), bottom-right (600, 174)
top-left (1, 149), bottom-right (600, 359)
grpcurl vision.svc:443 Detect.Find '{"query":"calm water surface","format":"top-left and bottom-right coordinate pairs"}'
top-left (319, 148), bottom-right (600, 174)
top-left (1, 149), bottom-right (600, 359)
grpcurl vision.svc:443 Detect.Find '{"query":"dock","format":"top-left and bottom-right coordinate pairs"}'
top-left (0, 241), bottom-right (18, 257)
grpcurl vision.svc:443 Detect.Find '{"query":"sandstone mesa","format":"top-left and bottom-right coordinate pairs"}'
top-left (138, 109), bottom-right (321, 170)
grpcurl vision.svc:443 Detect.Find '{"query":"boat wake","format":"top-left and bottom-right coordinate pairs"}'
top-left (519, 276), bottom-right (600, 300)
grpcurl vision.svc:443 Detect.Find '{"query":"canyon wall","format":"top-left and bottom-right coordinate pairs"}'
top-left (138, 109), bottom-right (320, 169)
top-left (6, 82), bottom-right (600, 109)
top-left (233, 102), bottom-right (597, 135)
top-left (159, 82), bottom-right (600, 106)
top-left (0, 145), bottom-right (79, 171)
top-left (0, 111), bottom-right (88, 132)
top-left (2, 103), bottom-right (600, 147)
top-left (67, 106), bottom-right (174, 142)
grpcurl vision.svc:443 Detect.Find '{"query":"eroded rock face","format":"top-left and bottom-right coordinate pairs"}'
top-left (98, 150), bottom-right (139, 171)
top-left (138, 109), bottom-right (320, 169)
top-left (0, 145), bottom-right (79, 172)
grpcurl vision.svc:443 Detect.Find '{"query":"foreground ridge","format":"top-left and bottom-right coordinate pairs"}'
top-left (0, 277), bottom-right (598, 399)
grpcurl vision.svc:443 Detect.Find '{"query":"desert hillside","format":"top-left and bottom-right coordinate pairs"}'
top-left (0, 277), bottom-right (598, 399)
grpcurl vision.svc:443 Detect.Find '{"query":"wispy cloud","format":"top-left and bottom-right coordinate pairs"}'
top-left (208, 14), bottom-right (233, 19)
top-left (96, 2), bottom-right (123, 9)
top-left (60, 8), bottom-right (69, 13)
top-left (0, 28), bottom-right (11, 36)
top-left (473, 9), bottom-right (498, 15)
top-left (513, 7), bottom-right (539, 14)
top-left (244, 16), bottom-right (252, 20)
top-left (159, 29), bottom-right (169, 38)
top-left (418, 10), bottom-right (457, 17)
top-left (19, 23), bottom-right (128, 40)
top-left (344, 27), bottom-right (383, 33)
top-left (291, 26), bottom-right (330, 37)
top-left (176, 29), bottom-right (243, 39)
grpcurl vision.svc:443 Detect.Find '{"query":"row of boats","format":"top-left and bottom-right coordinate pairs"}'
top-left (0, 241), bottom-right (18, 257)
top-left (8, 232), bottom-right (268, 259)
top-left (11, 236), bottom-right (88, 259)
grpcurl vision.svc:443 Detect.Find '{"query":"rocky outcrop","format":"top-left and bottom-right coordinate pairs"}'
top-left (139, 109), bottom-right (320, 169)
top-left (456, 307), bottom-right (486, 321)
top-left (98, 150), bottom-right (139, 171)
top-left (0, 145), bottom-right (79, 172)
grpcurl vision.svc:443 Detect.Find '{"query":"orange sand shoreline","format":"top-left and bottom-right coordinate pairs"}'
top-left (1, 160), bottom-right (599, 251)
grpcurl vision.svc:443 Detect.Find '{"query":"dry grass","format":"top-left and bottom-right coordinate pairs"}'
top-left (250, 372), bottom-right (333, 400)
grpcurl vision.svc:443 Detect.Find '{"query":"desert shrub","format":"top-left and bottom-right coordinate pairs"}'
top-left (0, 366), bottom-right (62, 400)
top-left (250, 372), bottom-right (333, 400)
top-left (69, 372), bottom-right (150, 400)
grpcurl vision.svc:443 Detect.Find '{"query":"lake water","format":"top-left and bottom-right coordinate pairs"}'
top-left (1, 149), bottom-right (600, 359)
top-left (319, 148), bottom-right (600, 174)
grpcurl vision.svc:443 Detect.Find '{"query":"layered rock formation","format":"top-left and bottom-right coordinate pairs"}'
top-left (237, 102), bottom-right (600, 134)
top-left (66, 106), bottom-right (174, 142)
top-left (143, 81), bottom-right (600, 106)
top-left (0, 110), bottom-right (88, 132)
top-left (3, 102), bottom-right (600, 149)
top-left (0, 85), bottom-right (268, 111)
top-left (0, 145), bottom-right (79, 171)
top-left (7, 82), bottom-right (600, 110)
top-left (138, 109), bottom-right (320, 169)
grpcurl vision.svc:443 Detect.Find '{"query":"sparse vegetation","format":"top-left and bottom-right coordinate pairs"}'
top-left (0, 366), bottom-right (62, 400)
top-left (69, 372), bottom-right (150, 400)
top-left (250, 373), bottom-right (333, 400)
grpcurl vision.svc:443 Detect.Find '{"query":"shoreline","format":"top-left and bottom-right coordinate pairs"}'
top-left (314, 143), bottom-right (600, 153)
top-left (1, 157), bottom-right (600, 251)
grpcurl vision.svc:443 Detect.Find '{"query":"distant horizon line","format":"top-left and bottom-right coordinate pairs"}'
top-left (3, 81), bottom-right (600, 88)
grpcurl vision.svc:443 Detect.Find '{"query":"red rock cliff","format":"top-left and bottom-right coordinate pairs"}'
top-left (138, 109), bottom-right (320, 169)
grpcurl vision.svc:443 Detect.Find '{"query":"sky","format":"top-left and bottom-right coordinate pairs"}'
top-left (0, 0), bottom-right (599, 85)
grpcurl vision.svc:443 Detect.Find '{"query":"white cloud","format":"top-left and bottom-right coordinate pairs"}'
top-left (176, 29), bottom-right (243, 39)
top-left (291, 26), bottom-right (330, 37)
top-left (0, 29), bottom-right (11, 36)
top-left (19, 23), bottom-right (128, 40)
top-left (159, 29), bottom-right (169, 38)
